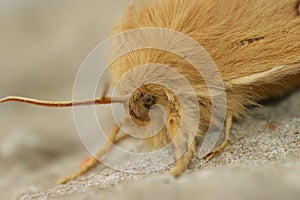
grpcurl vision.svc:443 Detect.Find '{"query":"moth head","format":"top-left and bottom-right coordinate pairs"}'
top-left (128, 83), bottom-right (177, 126)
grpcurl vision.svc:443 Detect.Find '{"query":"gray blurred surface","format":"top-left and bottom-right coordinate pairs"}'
top-left (0, 1), bottom-right (299, 200)
top-left (0, 1), bottom-right (129, 199)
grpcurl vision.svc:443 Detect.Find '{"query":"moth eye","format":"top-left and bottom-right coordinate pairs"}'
top-left (142, 94), bottom-right (155, 106)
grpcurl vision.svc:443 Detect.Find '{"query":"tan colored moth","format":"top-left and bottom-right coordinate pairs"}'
top-left (1, 0), bottom-right (300, 184)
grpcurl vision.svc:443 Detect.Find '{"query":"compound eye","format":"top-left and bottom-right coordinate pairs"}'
top-left (142, 94), bottom-right (155, 107)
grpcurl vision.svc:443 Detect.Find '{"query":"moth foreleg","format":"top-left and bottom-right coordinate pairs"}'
top-left (58, 121), bottom-right (128, 184)
top-left (167, 116), bottom-right (195, 177)
top-left (183, 139), bottom-right (196, 167)
top-left (204, 115), bottom-right (233, 161)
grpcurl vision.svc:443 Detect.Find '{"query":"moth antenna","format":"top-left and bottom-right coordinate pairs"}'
top-left (0, 95), bottom-right (125, 107)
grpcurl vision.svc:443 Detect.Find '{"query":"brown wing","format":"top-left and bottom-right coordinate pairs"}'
top-left (226, 63), bottom-right (300, 100)
top-left (227, 63), bottom-right (300, 87)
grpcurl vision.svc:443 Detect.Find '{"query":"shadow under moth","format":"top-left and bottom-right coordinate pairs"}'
top-left (0, 0), bottom-right (299, 184)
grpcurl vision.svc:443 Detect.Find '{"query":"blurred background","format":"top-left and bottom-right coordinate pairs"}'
top-left (0, 1), bottom-right (128, 198)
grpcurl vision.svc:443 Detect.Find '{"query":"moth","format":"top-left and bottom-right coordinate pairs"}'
top-left (1, 0), bottom-right (300, 184)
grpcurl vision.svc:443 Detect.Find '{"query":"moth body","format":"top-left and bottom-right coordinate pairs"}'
top-left (111, 0), bottom-right (300, 150)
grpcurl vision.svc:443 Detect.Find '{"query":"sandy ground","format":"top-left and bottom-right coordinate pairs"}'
top-left (0, 1), bottom-right (299, 200)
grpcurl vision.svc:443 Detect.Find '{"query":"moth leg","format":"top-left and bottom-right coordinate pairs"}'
top-left (167, 117), bottom-right (195, 177)
top-left (204, 115), bottom-right (232, 161)
top-left (167, 117), bottom-right (184, 177)
top-left (58, 122), bottom-right (128, 184)
top-left (169, 137), bottom-right (196, 177)
top-left (183, 140), bottom-right (196, 166)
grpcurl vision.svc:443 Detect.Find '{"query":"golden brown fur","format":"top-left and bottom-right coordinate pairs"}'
top-left (38, 0), bottom-right (300, 182)
top-left (110, 0), bottom-right (300, 148)
top-left (54, 0), bottom-right (300, 182)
